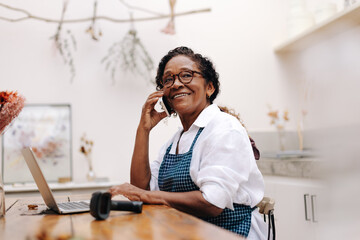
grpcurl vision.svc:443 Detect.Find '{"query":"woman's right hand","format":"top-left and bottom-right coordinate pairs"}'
top-left (139, 91), bottom-right (168, 132)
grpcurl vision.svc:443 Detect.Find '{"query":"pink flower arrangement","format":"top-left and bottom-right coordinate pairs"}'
top-left (0, 91), bottom-right (26, 135)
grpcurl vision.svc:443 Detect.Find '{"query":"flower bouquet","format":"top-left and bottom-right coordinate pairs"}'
top-left (0, 91), bottom-right (26, 135)
top-left (0, 90), bottom-right (25, 217)
top-left (267, 106), bottom-right (289, 151)
top-left (79, 134), bottom-right (96, 181)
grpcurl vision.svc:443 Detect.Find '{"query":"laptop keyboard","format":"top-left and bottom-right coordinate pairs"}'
top-left (58, 201), bottom-right (90, 210)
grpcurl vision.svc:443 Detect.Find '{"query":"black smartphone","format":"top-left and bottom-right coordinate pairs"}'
top-left (159, 97), bottom-right (173, 117)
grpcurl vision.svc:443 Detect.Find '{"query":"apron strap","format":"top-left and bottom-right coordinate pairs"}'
top-left (165, 127), bottom-right (204, 154)
top-left (189, 127), bottom-right (204, 151)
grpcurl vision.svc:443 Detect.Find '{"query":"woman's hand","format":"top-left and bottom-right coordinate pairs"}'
top-left (139, 91), bottom-right (168, 132)
top-left (109, 183), bottom-right (222, 217)
top-left (109, 183), bottom-right (147, 202)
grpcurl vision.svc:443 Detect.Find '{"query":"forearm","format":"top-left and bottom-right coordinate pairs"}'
top-left (130, 127), bottom-right (151, 189)
top-left (143, 190), bottom-right (223, 218)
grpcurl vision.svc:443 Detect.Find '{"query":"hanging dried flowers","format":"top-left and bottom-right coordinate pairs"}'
top-left (85, 0), bottom-right (102, 41)
top-left (0, 1), bottom-right (211, 84)
top-left (49, 1), bottom-right (77, 83)
top-left (101, 26), bottom-right (154, 85)
top-left (161, 0), bottom-right (177, 35)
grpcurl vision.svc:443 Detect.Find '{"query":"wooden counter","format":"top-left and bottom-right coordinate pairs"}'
top-left (0, 194), bottom-right (243, 240)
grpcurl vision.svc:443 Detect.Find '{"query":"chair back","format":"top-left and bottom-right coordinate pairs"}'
top-left (257, 197), bottom-right (276, 240)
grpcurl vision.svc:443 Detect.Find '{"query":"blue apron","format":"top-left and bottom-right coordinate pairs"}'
top-left (158, 128), bottom-right (254, 237)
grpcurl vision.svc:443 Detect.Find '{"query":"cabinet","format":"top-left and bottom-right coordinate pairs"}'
top-left (264, 176), bottom-right (325, 240)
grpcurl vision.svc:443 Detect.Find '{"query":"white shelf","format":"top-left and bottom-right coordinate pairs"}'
top-left (4, 181), bottom-right (122, 193)
top-left (274, 2), bottom-right (360, 53)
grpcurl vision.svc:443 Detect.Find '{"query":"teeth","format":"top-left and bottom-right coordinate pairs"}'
top-left (173, 93), bottom-right (188, 99)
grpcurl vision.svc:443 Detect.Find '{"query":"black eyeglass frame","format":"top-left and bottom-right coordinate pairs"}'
top-left (161, 70), bottom-right (203, 88)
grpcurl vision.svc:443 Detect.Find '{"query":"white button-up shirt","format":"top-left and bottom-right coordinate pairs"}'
top-left (150, 104), bottom-right (266, 239)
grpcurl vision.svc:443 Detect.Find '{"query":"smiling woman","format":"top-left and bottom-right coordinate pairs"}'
top-left (109, 47), bottom-right (267, 239)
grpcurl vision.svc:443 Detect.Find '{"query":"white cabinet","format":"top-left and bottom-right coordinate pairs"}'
top-left (264, 176), bottom-right (325, 240)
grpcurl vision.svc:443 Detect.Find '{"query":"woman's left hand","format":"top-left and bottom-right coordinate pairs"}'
top-left (109, 183), bottom-right (146, 202)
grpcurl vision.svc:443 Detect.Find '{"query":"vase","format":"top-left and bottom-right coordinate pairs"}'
top-left (0, 174), bottom-right (5, 218)
top-left (86, 155), bottom-right (96, 182)
top-left (278, 129), bottom-right (286, 152)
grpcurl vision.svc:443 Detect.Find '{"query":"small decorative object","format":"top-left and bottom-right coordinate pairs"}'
top-left (161, 0), bottom-right (177, 35)
top-left (267, 105), bottom-right (289, 151)
top-left (0, 90), bottom-right (26, 218)
top-left (79, 134), bottom-right (96, 181)
top-left (27, 204), bottom-right (38, 210)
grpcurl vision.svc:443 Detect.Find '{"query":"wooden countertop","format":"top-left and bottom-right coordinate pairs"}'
top-left (1, 194), bottom-right (243, 240)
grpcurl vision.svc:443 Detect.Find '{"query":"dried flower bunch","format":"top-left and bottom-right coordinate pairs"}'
top-left (49, 1), bottom-right (77, 83)
top-left (0, 91), bottom-right (25, 135)
top-left (101, 29), bottom-right (154, 84)
top-left (161, 0), bottom-right (177, 34)
top-left (79, 134), bottom-right (94, 157)
top-left (267, 106), bottom-right (289, 130)
top-left (86, 0), bottom-right (102, 41)
top-left (79, 133), bottom-right (96, 181)
top-left (267, 105), bottom-right (289, 151)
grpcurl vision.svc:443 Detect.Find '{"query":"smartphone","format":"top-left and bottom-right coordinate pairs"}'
top-left (159, 97), bottom-right (173, 117)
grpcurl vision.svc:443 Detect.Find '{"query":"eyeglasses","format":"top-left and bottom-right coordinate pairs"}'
top-left (161, 70), bottom-right (202, 88)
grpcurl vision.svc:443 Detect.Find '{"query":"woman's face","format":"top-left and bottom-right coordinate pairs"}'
top-left (162, 55), bottom-right (214, 118)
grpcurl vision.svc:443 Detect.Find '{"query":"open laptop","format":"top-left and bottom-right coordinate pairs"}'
top-left (21, 147), bottom-right (90, 214)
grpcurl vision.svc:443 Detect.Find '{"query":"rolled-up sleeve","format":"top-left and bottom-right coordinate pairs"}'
top-left (196, 128), bottom-right (253, 210)
top-left (149, 160), bottom-right (160, 191)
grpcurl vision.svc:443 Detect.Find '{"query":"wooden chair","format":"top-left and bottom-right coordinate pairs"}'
top-left (257, 197), bottom-right (276, 240)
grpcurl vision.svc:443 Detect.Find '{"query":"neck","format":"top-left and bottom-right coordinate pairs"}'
top-left (178, 102), bottom-right (210, 132)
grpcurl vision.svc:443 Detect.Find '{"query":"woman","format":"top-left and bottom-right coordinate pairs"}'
top-left (110, 46), bottom-right (267, 239)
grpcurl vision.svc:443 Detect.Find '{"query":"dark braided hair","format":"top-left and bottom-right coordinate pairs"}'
top-left (155, 46), bottom-right (220, 104)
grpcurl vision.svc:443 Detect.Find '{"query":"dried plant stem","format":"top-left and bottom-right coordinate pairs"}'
top-left (118, 0), bottom-right (165, 16)
top-left (50, 1), bottom-right (77, 82)
top-left (297, 122), bottom-right (304, 151)
top-left (0, 3), bottom-right (210, 24)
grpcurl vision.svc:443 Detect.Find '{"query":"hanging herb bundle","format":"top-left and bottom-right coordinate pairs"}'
top-left (101, 28), bottom-right (154, 85)
top-left (49, 1), bottom-right (77, 82)
top-left (85, 0), bottom-right (102, 41)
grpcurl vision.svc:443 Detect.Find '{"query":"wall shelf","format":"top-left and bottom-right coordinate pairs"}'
top-left (4, 181), bottom-right (121, 193)
top-left (274, 2), bottom-right (360, 53)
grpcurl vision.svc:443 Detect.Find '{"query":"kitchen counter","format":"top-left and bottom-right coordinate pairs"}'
top-left (257, 156), bottom-right (324, 178)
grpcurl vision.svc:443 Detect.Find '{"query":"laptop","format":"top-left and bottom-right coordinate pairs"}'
top-left (21, 147), bottom-right (90, 214)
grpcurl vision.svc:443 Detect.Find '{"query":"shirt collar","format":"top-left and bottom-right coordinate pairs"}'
top-left (193, 104), bottom-right (220, 128)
